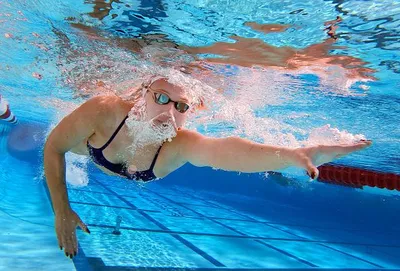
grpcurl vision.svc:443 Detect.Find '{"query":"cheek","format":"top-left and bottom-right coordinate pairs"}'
top-left (144, 103), bottom-right (158, 120)
top-left (144, 98), bottom-right (162, 119)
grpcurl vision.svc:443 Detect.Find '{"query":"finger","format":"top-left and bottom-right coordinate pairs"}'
top-left (346, 140), bottom-right (372, 152)
top-left (358, 139), bottom-right (373, 147)
top-left (64, 233), bottom-right (75, 259)
top-left (61, 232), bottom-right (68, 255)
top-left (56, 230), bottom-right (63, 251)
top-left (304, 158), bottom-right (319, 180)
top-left (321, 140), bottom-right (372, 155)
top-left (77, 219), bottom-right (90, 234)
top-left (72, 230), bottom-right (78, 256)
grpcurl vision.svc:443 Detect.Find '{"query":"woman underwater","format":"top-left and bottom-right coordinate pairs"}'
top-left (44, 71), bottom-right (372, 259)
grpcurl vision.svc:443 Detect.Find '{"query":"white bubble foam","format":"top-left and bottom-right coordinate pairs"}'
top-left (50, 26), bottom-right (366, 155)
top-left (303, 124), bottom-right (366, 146)
top-left (65, 152), bottom-right (89, 187)
top-left (125, 110), bottom-right (177, 156)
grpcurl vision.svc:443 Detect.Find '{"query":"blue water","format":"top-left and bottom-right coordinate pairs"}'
top-left (1, 0), bottom-right (399, 270)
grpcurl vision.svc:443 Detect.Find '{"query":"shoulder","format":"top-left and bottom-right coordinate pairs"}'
top-left (157, 129), bottom-right (202, 158)
top-left (168, 128), bottom-right (205, 148)
top-left (154, 129), bottom-right (203, 177)
top-left (78, 95), bottom-right (130, 121)
top-left (82, 95), bottom-right (124, 113)
top-left (162, 128), bottom-right (207, 158)
top-left (56, 95), bottom-right (132, 136)
top-left (174, 128), bottom-right (205, 140)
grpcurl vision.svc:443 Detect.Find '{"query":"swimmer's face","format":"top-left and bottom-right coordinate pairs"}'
top-left (144, 78), bottom-right (190, 129)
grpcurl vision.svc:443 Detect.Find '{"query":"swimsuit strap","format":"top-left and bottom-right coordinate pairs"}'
top-left (98, 116), bottom-right (129, 150)
top-left (149, 145), bottom-right (163, 170)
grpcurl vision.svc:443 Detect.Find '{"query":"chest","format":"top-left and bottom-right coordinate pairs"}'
top-left (85, 125), bottom-right (164, 170)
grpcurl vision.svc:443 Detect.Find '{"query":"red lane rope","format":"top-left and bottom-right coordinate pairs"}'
top-left (317, 164), bottom-right (400, 191)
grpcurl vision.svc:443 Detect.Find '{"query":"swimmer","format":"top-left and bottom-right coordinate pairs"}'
top-left (44, 75), bottom-right (372, 259)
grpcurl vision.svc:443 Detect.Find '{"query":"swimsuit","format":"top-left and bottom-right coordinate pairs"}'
top-left (87, 116), bottom-right (161, 181)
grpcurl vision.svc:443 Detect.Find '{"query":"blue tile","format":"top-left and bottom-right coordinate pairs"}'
top-left (327, 244), bottom-right (399, 269)
top-left (148, 213), bottom-right (240, 236)
top-left (68, 190), bottom-right (131, 208)
top-left (94, 177), bottom-right (140, 190)
top-left (77, 228), bottom-right (216, 268)
top-left (121, 192), bottom-right (201, 217)
top-left (69, 184), bottom-right (111, 194)
top-left (316, 228), bottom-right (400, 246)
top-left (369, 246), bottom-right (400, 267)
top-left (214, 219), bottom-right (298, 239)
top-left (123, 196), bottom-right (161, 211)
top-left (157, 193), bottom-right (214, 207)
top-left (70, 204), bottom-right (161, 230)
top-left (183, 204), bottom-right (249, 220)
top-left (272, 224), bottom-right (332, 240)
top-left (265, 240), bottom-right (378, 268)
top-left (0, 213), bottom-right (75, 271)
top-left (106, 186), bottom-right (141, 197)
top-left (183, 235), bottom-right (309, 268)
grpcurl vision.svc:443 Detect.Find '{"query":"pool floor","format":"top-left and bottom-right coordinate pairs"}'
top-left (1, 147), bottom-right (398, 271)
top-left (64, 176), bottom-right (400, 270)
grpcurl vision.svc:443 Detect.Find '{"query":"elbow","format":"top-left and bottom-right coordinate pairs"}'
top-left (43, 136), bottom-right (65, 159)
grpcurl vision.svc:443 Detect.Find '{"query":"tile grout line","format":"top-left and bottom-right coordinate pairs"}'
top-left (143, 188), bottom-right (317, 268)
top-left (92, 179), bottom-right (225, 268)
top-left (79, 222), bottom-right (400, 248)
top-left (79, 187), bottom-right (400, 247)
top-left (262, 212), bottom-right (385, 268)
top-left (77, 181), bottom-right (397, 268)
top-left (318, 243), bottom-right (384, 268)
top-left (149, 186), bottom-right (387, 268)
top-left (68, 188), bottom-right (117, 196)
top-left (70, 200), bottom-right (161, 213)
top-left (169, 187), bottom-right (400, 235)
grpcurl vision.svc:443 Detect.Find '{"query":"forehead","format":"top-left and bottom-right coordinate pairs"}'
top-left (150, 78), bottom-right (189, 101)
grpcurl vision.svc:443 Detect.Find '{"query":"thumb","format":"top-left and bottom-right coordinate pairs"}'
top-left (304, 158), bottom-right (319, 180)
top-left (77, 218), bottom-right (90, 234)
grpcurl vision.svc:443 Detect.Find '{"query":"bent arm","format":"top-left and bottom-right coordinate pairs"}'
top-left (44, 96), bottom-right (108, 214)
top-left (177, 130), bottom-right (296, 173)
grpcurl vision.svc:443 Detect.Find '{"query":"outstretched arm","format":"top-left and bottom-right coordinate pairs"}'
top-left (175, 129), bottom-right (371, 179)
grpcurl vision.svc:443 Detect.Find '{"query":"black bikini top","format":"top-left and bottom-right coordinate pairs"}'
top-left (87, 116), bottom-right (161, 181)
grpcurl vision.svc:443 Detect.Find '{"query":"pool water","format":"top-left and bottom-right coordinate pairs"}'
top-left (0, 0), bottom-right (399, 270)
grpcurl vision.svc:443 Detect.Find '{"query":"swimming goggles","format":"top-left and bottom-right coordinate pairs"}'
top-left (149, 88), bottom-right (190, 113)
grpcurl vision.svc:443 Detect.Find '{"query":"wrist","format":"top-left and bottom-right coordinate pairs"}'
top-left (283, 147), bottom-right (302, 167)
top-left (54, 204), bottom-right (72, 216)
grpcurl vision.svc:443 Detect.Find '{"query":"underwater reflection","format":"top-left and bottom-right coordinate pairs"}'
top-left (183, 17), bottom-right (376, 83)
top-left (70, 1), bottom-right (376, 91)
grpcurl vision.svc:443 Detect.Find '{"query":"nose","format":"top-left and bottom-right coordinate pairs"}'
top-left (166, 103), bottom-right (179, 118)
top-left (155, 103), bottom-right (174, 118)
top-left (167, 102), bottom-right (175, 113)
top-left (153, 108), bottom-right (176, 124)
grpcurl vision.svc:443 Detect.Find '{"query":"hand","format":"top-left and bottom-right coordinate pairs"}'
top-left (294, 140), bottom-right (372, 179)
top-left (55, 208), bottom-right (90, 259)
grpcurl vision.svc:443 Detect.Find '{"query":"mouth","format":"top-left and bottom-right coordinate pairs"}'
top-left (151, 114), bottom-right (178, 131)
top-left (152, 118), bottom-right (173, 129)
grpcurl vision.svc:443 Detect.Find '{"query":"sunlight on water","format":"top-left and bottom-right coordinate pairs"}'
top-left (1, 3), bottom-right (371, 184)
top-left (1, 0), bottom-right (398, 175)
top-left (0, 1), bottom-right (399, 270)
top-left (42, 24), bottom-right (368, 151)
